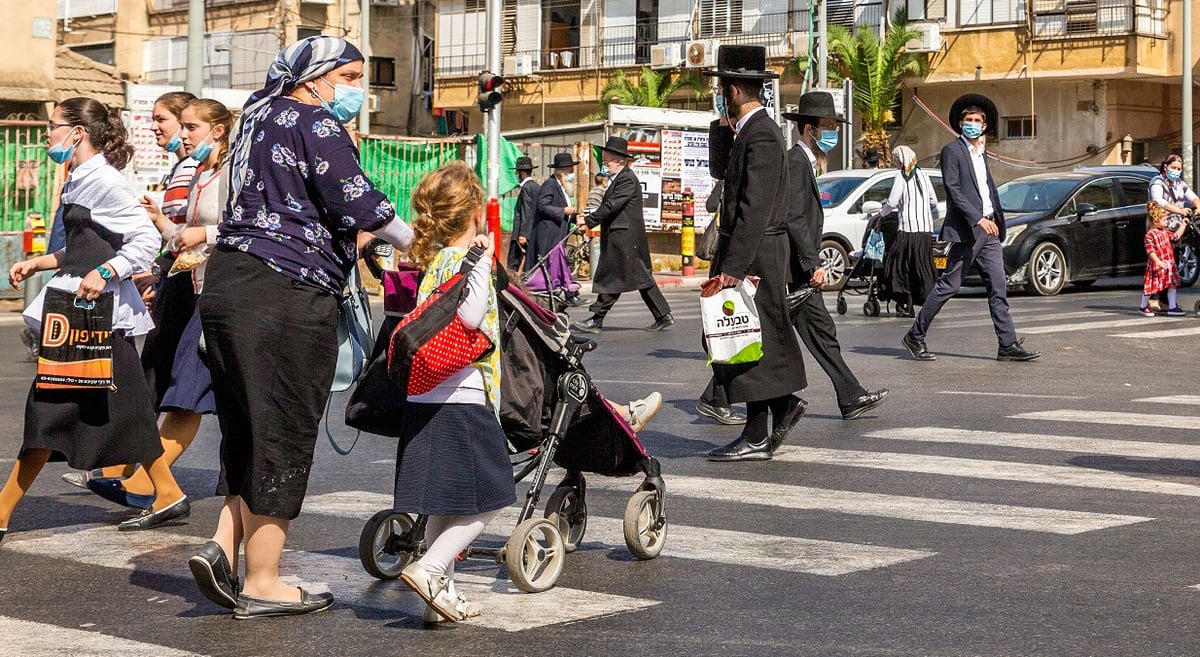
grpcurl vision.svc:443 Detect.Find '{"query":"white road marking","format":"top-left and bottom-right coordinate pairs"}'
top-left (771, 447), bottom-right (1200, 497)
top-left (864, 427), bottom-right (1200, 461)
top-left (304, 492), bottom-right (936, 576)
top-left (1134, 396), bottom-right (1200, 406)
top-left (582, 475), bottom-right (1150, 535)
top-left (1, 524), bottom-right (659, 632)
top-left (1013, 410), bottom-right (1200, 431)
top-left (932, 311), bottom-right (1108, 331)
top-left (0, 616), bottom-right (209, 657)
top-left (936, 391), bottom-right (1088, 400)
top-left (1112, 326), bottom-right (1200, 338)
top-left (1019, 316), bottom-right (1181, 334)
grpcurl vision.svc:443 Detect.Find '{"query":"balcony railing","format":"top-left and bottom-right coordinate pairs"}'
top-left (1029, 0), bottom-right (1166, 38)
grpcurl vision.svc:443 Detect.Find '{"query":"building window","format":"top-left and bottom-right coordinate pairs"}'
top-left (959, 0), bottom-right (1023, 25)
top-left (699, 0), bottom-right (744, 37)
top-left (371, 57), bottom-right (396, 88)
top-left (143, 30), bottom-right (275, 90)
top-left (1003, 115), bottom-right (1037, 140)
top-left (71, 43), bottom-right (115, 66)
top-left (297, 27), bottom-right (322, 41)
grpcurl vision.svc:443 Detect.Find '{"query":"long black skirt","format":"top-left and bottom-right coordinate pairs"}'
top-left (394, 403), bottom-right (516, 516)
top-left (882, 231), bottom-right (936, 306)
top-left (199, 247), bottom-right (338, 520)
top-left (22, 335), bottom-right (162, 470)
top-left (141, 272), bottom-right (197, 408)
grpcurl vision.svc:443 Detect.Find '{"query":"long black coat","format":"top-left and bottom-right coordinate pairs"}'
top-left (709, 109), bottom-right (807, 403)
top-left (784, 144), bottom-right (824, 288)
top-left (511, 177), bottom-right (539, 245)
top-left (584, 166), bottom-right (656, 293)
top-left (530, 174), bottom-right (572, 266)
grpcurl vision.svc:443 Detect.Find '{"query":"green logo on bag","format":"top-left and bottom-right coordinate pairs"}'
top-left (722, 300), bottom-right (735, 316)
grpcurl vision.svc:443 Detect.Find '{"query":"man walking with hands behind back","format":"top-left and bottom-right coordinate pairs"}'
top-left (900, 93), bottom-right (1040, 363)
top-left (507, 155), bottom-right (539, 273)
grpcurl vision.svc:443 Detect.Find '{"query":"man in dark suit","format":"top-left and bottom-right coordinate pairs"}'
top-left (571, 136), bottom-right (673, 333)
top-left (702, 45), bottom-right (808, 463)
top-left (530, 151), bottom-right (578, 268)
top-left (782, 91), bottom-right (890, 421)
top-left (901, 94), bottom-right (1040, 362)
top-left (507, 155), bottom-right (539, 272)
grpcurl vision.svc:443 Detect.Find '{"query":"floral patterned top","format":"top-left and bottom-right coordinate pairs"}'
top-left (218, 97), bottom-right (397, 294)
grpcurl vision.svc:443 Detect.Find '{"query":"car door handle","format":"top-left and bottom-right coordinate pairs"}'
top-left (1116, 220), bottom-right (1130, 227)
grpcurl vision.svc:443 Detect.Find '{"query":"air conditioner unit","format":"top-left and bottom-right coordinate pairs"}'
top-left (371, 0), bottom-right (399, 6)
top-left (368, 93), bottom-right (381, 113)
top-left (650, 43), bottom-right (683, 69)
top-left (684, 39), bottom-right (719, 68)
top-left (504, 54), bottom-right (534, 77)
top-left (905, 22), bottom-right (943, 53)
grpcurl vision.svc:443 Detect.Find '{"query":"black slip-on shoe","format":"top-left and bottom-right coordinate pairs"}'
top-left (643, 313), bottom-right (675, 331)
top-left (901, 333), bottom-right (936, 361)
top-left (571, 317), bottom-right (603, 334)
top-left (706, 435), bottom-right (773, 462)
top-left (118, 496), bottom-right (190, 531)
top-left (696, 401), bottom-right (747, 425)
top-left (840, 389), bottom-right (890, 420)
top-left (997, 342), bottom-right (1041, 361)
top-left (768, 396), bottom-right (808, 451)
top-left (233, 589), bottom-right (334, 620)
top-left (188, 540), bottom-right (240, 609)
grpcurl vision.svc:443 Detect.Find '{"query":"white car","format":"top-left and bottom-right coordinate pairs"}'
top-left (815, 168), bottom-right (947, 290)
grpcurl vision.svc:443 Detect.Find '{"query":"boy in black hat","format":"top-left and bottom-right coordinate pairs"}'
top-left (507, 155), bottom-right (540, 272)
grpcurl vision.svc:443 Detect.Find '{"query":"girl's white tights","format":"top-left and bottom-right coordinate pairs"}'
top-left (1141, 288), bottom-right (1178, 308)
top-left (418, 510), bottom-right (500, 598)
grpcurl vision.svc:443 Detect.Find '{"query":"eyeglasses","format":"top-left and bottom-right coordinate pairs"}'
top-left (46, 122), bottom-right (77, 132)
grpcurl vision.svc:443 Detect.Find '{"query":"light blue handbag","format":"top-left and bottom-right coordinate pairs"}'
top-left (331, 266), bottom-right (373, 393)
top-left (864, 229), bottom-right (885, 261)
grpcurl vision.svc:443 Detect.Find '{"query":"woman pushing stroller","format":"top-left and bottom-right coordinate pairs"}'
top-left (880, 145), bottom-right (938, 317)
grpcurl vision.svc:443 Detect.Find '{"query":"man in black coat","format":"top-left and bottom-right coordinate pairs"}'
top-left (900, 93), bottom-right (1040, 362)
top-left (782, 91), bottom-right (889, 421)
top-left (702, 45), bottom-right (808, 463)
top-left (507, 155), bottom-right (539, 272)
top-left (530, 152), bottom-right (578, 268)
top-left (571, 137), bottom-right (673, 333)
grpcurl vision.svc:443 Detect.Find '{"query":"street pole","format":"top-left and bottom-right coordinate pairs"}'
top-left (184, 0), bottom-right (205, 95)
top-left (1183, 0), bottom-right (1194, 185)
top-left (818, 0), bottom-right (828, 89)
top-left (485, 0), bottom-right (502, 199)
top-left (358, 0), bottom-right (371, 135)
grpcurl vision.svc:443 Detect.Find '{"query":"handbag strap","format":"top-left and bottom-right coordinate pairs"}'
top-left (324, 395), bottom-right (362, 455)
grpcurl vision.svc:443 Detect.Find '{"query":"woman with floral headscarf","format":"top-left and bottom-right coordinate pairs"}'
top-left (880, 145), bottom-right (938, 317)
top-left (187, 36), bottom-right (413, 619)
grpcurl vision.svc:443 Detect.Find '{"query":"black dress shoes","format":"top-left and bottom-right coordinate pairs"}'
top-left (564, 295), bottom-right (590, 307)
top-left (998, 341), bottom-right (1041, 361)
top-left (643, 313), bottom-right (675, 331)
top-left (117, 496), bottom-right (190, 531)
top-left (571, 316), bottom-right (603, 334)
top-left (189, 540), bottom-right (240, 609)
top-left (0, 528), bottom-right (6, 544)
top-left (696, 400), bottom-right (747, 425)
top-left (233, 588), bottom-right (334, 620)
top-left (707, 435), bottom-right (773, 462)
top-left (901, 333), bottom-right (936, 361)
top-left (768, 395), bottom-right (808, 451)
top-left (840, 388), bottom-right (890, 420)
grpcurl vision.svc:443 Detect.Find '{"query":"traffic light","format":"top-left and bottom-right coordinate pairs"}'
top-left (477, 72), bottom-right (505, 112)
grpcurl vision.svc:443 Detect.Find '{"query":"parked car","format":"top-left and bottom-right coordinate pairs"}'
top-left (992, 167), bottom-right (1199, 295)
top-left (816, 168), bottom-right (947, 290)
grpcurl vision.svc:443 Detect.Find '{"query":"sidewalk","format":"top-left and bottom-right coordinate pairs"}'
top-left (576, 270), bottom-right (708, 294)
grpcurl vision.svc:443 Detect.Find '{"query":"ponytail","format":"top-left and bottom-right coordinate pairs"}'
top-left (57, 96), bottom-right (134, 171)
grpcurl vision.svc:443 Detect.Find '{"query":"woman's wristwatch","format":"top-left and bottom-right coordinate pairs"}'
top-left (95, 264), bottom-right (113, 281)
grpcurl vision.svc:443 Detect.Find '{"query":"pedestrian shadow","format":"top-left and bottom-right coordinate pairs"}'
top-left (1068, 455), bottom-right (1200, 479)
top-left (646, 348), bottom-right (708, 361)
top-left (847, 345), bottom-right (998, 361)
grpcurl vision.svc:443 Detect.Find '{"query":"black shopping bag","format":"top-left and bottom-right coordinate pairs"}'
top-left (36, 288), bottom-right (116, 390)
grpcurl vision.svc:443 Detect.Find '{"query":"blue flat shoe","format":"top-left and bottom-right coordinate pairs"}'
top-left (86, 477), bottom-right (155, 510)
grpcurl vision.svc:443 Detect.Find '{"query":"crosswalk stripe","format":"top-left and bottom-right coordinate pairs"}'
top-left (0, 615), bottom-right (209, 657)
top-left (1134, 396), bottom-right (1200, 406)
top-left (303, 492), bottom-right (936, 576)
top-left (770, 447), bottom-right (1200, 497)
top-left (1013, 410), bottom-right (1200, 431)
top-left (1, 524), bottom-right (659, 632)
top-left (1112, 326), bottom-right (1200, 338)
top-left (1019, 316), bottom-right (1181, 334)
top-left (864, 427), bottom-right (1200, 461)
top-left (925, 311), bottom-right (1107, 331)
top-left (583, 474), bottom-right (1150, 534)
top-left (936, 390), bottom-right (1087, 400)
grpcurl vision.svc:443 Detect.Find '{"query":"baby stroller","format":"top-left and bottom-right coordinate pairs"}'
top-left (355, 254), bottom-right (667, 593)
top-left (836, 209), bottom-right (895, 317)
top-left (522, 230), bottom-right (583, 313)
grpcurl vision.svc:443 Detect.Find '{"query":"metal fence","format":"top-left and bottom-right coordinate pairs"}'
top-left (0, 122), bottom-right (56, 233)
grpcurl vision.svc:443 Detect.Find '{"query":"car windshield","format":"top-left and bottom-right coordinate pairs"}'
top-left (997, 179), bottom-right (1080, 213)
top-left (818, 177), bottom-right (870, 208)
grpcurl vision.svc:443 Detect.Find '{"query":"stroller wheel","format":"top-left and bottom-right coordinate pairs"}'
top-left (359, 510), bottom-right (418, 580)
top-left (1194, 299), bottom-right (1200, 314)
top-left (836, 296), bottom-right (848, 315)
top-left (504, 518), bottom-right (566, 593)
top-left (544, 486), bottom-right (588, 552)
top-left (623, 490), bottom-right (667, 560)
top-left (863, 299), bottom-right (880, 317)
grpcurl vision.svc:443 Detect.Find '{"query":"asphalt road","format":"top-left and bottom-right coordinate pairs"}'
top-left (1, 279), bottom-right (1199, 657)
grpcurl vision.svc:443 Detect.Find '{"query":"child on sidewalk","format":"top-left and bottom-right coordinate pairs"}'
top-left (1141, 208), bottom-right (1190, 316)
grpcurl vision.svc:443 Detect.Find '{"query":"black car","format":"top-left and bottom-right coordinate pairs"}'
top-left (991, 167), bottom-right (1199, 295)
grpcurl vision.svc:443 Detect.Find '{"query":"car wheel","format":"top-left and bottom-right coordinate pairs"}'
top-left (1023, 242), bottom-right (1067, 296)
top-left (819, 240), bottom-right (850, 291)
top-left (1176, 238), bottom-right (1199, 288)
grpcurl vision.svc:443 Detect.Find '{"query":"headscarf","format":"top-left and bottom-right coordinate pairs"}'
top-left (892, 145), bottom-right (919, 180)
top-left (228, 36), bottom-right (364, 204)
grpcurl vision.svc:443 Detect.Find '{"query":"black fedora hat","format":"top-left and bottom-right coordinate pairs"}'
top-left (948, 93), bottom-right (998, 135)
top-left (548, 151), bottom-right (579, 169)
top-left (514, 155), bottom-right (534, 171)
top-left (702, 45), bottom-right (779, 80)
top-left (781, 90), bottom-right (849, 123)
top-left (596, 136), bottom-right (631, 159)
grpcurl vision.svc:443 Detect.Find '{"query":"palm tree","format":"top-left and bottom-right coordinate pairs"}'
top-left (826, 20), bottom-right (925, 167)
top-left (582, 66), bottom-right (708, 121)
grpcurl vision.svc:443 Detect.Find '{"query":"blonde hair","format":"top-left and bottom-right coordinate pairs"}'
top-left (409, 161), bottom-right (485, 267)
top-left (183, 98), bottom-right (234, 169)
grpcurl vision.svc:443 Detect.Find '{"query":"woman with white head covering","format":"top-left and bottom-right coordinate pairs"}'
top-left (187, 36), bottom-right (413, 619)
top-left (880, 145), bottom-right (938, 316)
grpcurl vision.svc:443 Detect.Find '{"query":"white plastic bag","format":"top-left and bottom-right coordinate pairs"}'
top-left (701, 277), bottom-right (763, 365)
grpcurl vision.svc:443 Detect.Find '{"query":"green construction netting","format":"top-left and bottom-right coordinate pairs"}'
top-left (0, 126), bottom-right (55, 233)
top-left (359, 138), bottom-right (463, 225)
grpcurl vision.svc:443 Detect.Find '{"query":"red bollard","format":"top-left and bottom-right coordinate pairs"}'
top-left (487, 197), bottom-right (501, 254)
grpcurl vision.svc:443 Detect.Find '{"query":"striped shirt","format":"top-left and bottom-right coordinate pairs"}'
top-left (881, 171), bottom-right (938, 234)
top-left (159, 157), bottom-right (199, 224)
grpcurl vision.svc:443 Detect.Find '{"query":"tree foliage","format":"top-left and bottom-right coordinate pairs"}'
top-left (582, 67), bottom-right (708, 121)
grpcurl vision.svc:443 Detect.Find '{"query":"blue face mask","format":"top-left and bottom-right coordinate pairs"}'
top-left (318, 77), bottom-right (365, 124)
top-left (961, 121), bottom-right (984, 139)
top-left (47, 133), bottom-right (78, 165)
top-left (164, 131), bottom-right (182, 152)
top-left (189, 136), bottom-right (215, 162)
top-left (714, 92), bottom-right (726, 118)
top-left (816, 129), bottom-right (839, 153)
top-left (1167, 168), bottom-right (1182, 182)
top-left (565, 172), bottom-right (576, 183)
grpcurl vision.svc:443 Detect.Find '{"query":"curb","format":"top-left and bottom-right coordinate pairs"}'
top-left (577, 273), bottom-right (708, 294)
